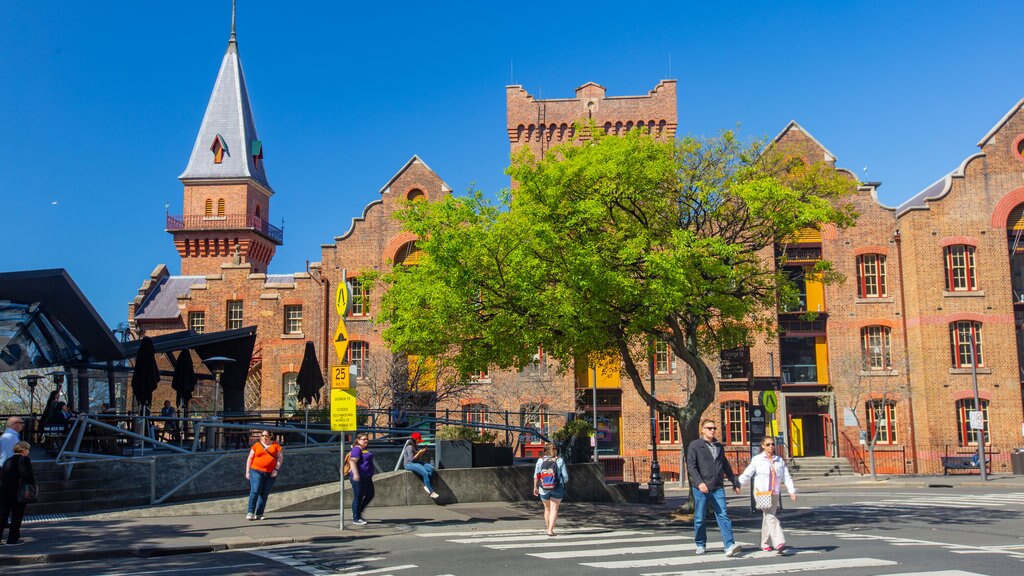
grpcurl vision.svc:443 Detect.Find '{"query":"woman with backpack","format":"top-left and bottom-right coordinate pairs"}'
top-left (244, 430), bottom-right (283, 521)
top-left (533, 443), bottom-right (569, 536)
top-left (737, 436), bottom-right (797, 555)
top-left (345, 432), bottom-right (375, 525)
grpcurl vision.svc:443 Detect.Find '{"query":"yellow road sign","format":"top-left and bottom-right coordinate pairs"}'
top-left (333, 321), bottom-right (349, 361)
top-left (331, 365), bottom-right (351, 389)
top-left (336, 283), bottom-right (352, 317)
top-left (761, 390), bottom-right (778, 414)
top-left (330, 387), bottom-right (357, 432)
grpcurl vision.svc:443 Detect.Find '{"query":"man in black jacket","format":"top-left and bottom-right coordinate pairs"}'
top-left (686, 418), bottom-right (741, 556)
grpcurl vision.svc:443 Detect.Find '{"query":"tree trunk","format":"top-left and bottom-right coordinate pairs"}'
top-left (868, 441), bottom-right (877, 481)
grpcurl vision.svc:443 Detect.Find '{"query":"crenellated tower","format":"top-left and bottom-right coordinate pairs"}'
top-left (167, 5), bottom-right (282, 275)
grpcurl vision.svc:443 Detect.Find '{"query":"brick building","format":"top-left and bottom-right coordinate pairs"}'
top-left (128, 17), bottom-right (1024, 476)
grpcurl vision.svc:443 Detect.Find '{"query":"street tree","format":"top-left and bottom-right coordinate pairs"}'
top-left (375, 126), bottom-right (858, 475)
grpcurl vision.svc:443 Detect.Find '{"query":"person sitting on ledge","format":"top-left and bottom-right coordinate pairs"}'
top-left (402, 432), bottom-right (438, 499)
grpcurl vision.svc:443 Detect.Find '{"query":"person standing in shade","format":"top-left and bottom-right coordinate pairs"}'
top-left (686, 418), bottom-right (741, 557)
top-left (0, 417), bottom-right (24, 466)
top-left (348, 432), bottom-right (375, 525)
top-left (402, 432), bottom-right (438, 499)
top-left (245, 430), bottom-right (283, 520)
top-left (0, 441), bottom-right (36, 545)
top-left (533, 443), bottom-right (569, 536)
top-left (738, 436), bottom-right (797, 555)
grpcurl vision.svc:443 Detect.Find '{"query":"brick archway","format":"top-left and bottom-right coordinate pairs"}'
top-left (990, 186), bottom-right (1024, 228)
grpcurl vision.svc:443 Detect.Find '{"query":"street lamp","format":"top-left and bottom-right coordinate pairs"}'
top-left (968, 329), bottom-right (988, 481)
top-left (201, 356), bottom-right (235, 417)
top-left (648, 340), bottom-right (664, 504)
top-left (18, 374), bottom-right (42, 415)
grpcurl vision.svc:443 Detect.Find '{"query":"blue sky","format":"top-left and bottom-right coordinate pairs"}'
top-left (3, 1), bottom-right (1024, 328)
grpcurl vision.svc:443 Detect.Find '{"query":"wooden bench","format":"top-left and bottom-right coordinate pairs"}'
top-left (941, 455), bottom-right (987, 474)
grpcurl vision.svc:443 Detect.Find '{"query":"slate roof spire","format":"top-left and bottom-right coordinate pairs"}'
top-left (178, 1), bottom-right (273, 193)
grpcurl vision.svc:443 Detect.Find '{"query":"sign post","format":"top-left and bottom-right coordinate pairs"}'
top-left (332, 271), bottom-right (356, 529)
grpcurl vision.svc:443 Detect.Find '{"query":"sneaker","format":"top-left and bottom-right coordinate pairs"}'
top-left (352, 519), bottom-right (367, 525)
top-left (246, 513), bottom-right (255, 521)
top-left (695, 546), bottom-right (706, 555)
top-left (429, 491), bottom-right (439, 499)
top-left (762, 546), bottom-right (773, 552)
top-left (6, 540), bottom-right (24, 546)
top-left (258, 515), bottom-right (266, 521)
top-left (423, 486), bottom-right (432, 495)
top-left (725, 543), bottom-right (742, 557)
top-left (775, 544), bottom-right (787, 556)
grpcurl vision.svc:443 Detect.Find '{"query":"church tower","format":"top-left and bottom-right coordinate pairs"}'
top-left (167, 5), bottom-right (282, 275)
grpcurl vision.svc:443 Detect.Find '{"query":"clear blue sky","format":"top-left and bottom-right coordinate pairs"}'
top-left (3, 1), bottom-right (1023, 328)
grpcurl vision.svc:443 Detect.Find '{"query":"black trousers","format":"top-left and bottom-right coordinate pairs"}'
top-left (0, 499), bottom-right (27, 543)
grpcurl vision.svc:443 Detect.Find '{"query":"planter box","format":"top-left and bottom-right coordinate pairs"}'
top-left (494, 446), bottom-right (514, 467)
top-left (437, 440), bottom-right (472, 469)
top-left (472, 442), bottom-right (496, 468)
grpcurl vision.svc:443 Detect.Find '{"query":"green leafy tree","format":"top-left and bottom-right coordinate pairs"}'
top-left (375, 127), bottom-right (857, 474)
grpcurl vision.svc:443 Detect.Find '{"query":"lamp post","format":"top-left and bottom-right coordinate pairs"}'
top-left (19, 375), bottom-right (41, 416)
top-left (968, 329), bottom-right (988, 481)
top-left (648, 340), bottom-right (664, 504)
top-left (201, 356), bottom-right (235, 417)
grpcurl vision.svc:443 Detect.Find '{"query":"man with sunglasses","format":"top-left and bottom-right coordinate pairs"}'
top-left (686, 418), bottom-right (741, 557)
top-left (0, 417), bottom-right (25, 466)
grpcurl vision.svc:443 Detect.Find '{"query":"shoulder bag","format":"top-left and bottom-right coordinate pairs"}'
top-left (754, 457), bottom-right (776, 510)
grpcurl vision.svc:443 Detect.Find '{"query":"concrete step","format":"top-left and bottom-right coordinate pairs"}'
top-left (790, 457), bottom-right (858, 477)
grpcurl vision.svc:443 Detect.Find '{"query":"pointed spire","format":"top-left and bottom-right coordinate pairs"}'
top-left (178, 1), bottom-right (272, 193)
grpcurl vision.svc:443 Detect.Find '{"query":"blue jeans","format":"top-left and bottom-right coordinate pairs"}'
top-left (404, 462), bottom-right (435, 492)
top-left (692, 486), bottom-right (734, 549)
top-left (248, 469), bottom-right (276, 515)
top-left (350, 477), bottom-right (375, 520)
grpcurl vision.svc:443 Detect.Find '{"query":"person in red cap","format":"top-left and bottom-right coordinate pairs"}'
top-left (401, 432), bottom-right (438, 498)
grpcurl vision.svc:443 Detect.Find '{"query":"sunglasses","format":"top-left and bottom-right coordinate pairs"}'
top-left (763, 443), bottom-right (774, 446)
top-left (703, 426), bottom-right (716, 430)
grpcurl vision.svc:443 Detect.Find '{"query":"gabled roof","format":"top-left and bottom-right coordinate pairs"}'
top-left (895, 174), bottom-right (952, 216)
top-left (134, 275), bottom-right (207, 321)
top-left (771, 120), bottom-right (836, 163)
top-left (178, 33), bottom-right (273, 193)
top-left (377, 155), bottom-right (452, 196)
top-left (977, 98), bottom-right (1024, 148)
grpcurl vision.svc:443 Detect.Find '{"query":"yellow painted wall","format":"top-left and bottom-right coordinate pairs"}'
top-left (789, 228), bottom-right (822, 244)
top-left (805, 273), bottom-right (825, 312)
top-left (815, 336), bottom-right (829, 385)
top-left (790, 418), bottom-right (805, 457)
top-left (574, 355), bottom-right (621, 388)
top-left (407, 355), bottom-right (437, 391)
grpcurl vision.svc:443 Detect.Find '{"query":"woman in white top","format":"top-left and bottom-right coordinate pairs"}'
top-left (533, 443), bottom-right (569, 536)
top-left (737, 436), bottom-right (797, 555)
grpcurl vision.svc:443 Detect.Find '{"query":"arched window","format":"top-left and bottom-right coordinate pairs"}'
top-left (255, 205), bottom-right (262, 220)
top-left (347, 341), bottom-right (369, 379)
top-left (860, 326), bottom-right (892, 370)
top-left (217, 198), bottom-right (225, 216)
top-left (394, 241), bottom-right (423, 266)
top-left (955, 398), bottom-right (990, 446)
top-left (856, 254), bottom-right (887, 298)
top-left (949, 321), bottom-right (983, 368)
top-left (865, 400), bottom-right (898, 445)
top-left (720, 401), bottom-right (749, 446)
top-left (204, 199), bottom-right (213, 217)
top-left (406, 188), bottom-right (425, 202)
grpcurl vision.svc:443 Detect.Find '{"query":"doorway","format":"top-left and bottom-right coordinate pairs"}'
top-left (786, 396), bottom-right (829, 457)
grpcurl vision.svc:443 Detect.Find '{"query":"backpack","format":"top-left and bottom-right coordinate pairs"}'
top-left (342, 452), bottom-right (352, 478)
top-left (538, 457), bottom-right (561, 490)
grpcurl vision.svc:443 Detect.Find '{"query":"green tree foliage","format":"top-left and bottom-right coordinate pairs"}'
top-left (375, 127), bottom-right (857, 451)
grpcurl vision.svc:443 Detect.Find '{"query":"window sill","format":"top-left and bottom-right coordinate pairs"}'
top-left (281, 333), bottom-right (305, 339)
top-left (943, 290), bottom-right (985, 298)
top-left (347, 315), bottom-right (372, 321)
top-left (949, 367), bottom-right (991, 375)
top-left (859, 370), bottom-right (899, 377)
top-left (855, 297), bottom-right (895, 304)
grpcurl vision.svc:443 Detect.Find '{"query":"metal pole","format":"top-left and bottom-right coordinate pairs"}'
top-left (969, 329), bottom-right (988, 481)
top-left (592, 366), bottom-right (598, 464)
top-left (340, 436), bottom-right (346, 530)
top-left (648, 341), bottom-right (663, 503)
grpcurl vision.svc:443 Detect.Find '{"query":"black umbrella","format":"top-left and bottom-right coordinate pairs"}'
top-left (130, 336), bottom-right (159, 410)
top-left (295, 342), bottom-right (325, 444)
top-left (171, 349), bottom-right (196, 416)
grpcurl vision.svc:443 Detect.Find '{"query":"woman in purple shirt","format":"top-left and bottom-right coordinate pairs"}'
top-left (347, 433), bottom-right (374, 525)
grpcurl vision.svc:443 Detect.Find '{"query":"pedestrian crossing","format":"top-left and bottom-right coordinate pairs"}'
top-left (416, 527), bottom-right (996, 576)
top-left (846, 492), bottom-right (1024, 510)
top-left (250, 548), bottom-right (419, 576)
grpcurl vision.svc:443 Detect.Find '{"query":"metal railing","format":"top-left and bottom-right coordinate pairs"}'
top-left (165, 213), bottom-right (284, 243)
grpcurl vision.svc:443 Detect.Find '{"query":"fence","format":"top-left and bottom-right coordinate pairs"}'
top-left (839, 431), bottom-right (907, 475)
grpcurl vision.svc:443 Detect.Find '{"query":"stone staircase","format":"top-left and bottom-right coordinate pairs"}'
top-left (29, 461), bottom-right (151, 516)
top-left (789, 456), bottom-right (858, 478)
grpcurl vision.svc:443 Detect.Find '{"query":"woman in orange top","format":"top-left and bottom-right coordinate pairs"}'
top-left (245, 430), bottom-right (283, 520)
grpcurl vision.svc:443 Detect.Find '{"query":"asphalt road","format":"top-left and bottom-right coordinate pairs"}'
top-left (12, 484), bottom-right (1024, 576)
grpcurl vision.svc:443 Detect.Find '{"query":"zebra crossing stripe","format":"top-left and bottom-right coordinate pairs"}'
top-left (639, 557), bottom-right (897, 576)
top-left (342, 566), bottom-right (418, 576)
top-left (487, 535), bottom-right (682, 550)
top-left (534, 542), bottom-right (747, 560)
top-left (447, 530), bottom-right (645, 544)
top-left (582, 548), bottom-right (815, 570)
top-left (883, 572), bottom-right (990, 576)
top-left (417, 527), bottom-right (604, 538)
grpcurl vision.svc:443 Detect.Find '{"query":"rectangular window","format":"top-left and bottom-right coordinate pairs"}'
top-left (463, 403), bottom-right (488, 433)
top-left (188, 311), bottom-right (205, 334)
top-left (865, 400), bottom-right (898, 445)
top-left (655, 340), bottom-right (670, 374)
top-left (347, 341), bottom-right (369, 378)
top-left (720, 401), bottom-right (748, 446)
top-left (856, 254), bottom-right (888, 298)
top-left (657, 412), bottom-right (680, 444)
top-left (945, 245), bottom-right (978, 291)
top-left (520, 404), bottom-right (549, 445)
top-left (860, 326), bottom-right (892, 370)
top-left (226, 300), bottom-right (243, 330)
top-left (348, 278), bottom-right (370, 316)
top-left (955, 399), bottom-right (990, 446)
top-left (950, 321), bottom-right (983, 368)
top-left (284, 305), bottom-right (303, 335)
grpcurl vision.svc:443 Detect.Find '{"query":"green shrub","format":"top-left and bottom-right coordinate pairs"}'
top-left (436, 425), bottom-right (500, 443)
top-left (551, 418), bottom-right (594, 442)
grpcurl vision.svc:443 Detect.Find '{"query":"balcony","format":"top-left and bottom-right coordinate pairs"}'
top-left (781, 364), bottom-right (818, 384)
top-left (166, 214), bottom-right (284, 245)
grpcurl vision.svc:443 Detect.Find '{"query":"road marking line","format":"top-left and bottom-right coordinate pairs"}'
top-left (417, 527), bottom-right (603, 537)
top-left (341, 566), bottom-right (418, 576)
top-left (487, 535), bottom-right (682, 550)
top-left (536, 542), bottom-right (754, 561)
top-left (447, 529), bottom-right (644, 544)
top-left (640, 557), bottom-right (897, 576)
top-left (94, 565), bottom-right (265, 576)
top-left (582, 548), bottom-right (817, 569)
top-left (883, 571), bottom-right (991, 575)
